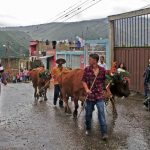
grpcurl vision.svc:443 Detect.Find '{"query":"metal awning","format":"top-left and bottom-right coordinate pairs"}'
top-left (39, 55), bottom-right (54, 59)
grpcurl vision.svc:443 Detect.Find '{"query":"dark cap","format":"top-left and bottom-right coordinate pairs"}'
top-left (56, 58), bottom-right (66, 64)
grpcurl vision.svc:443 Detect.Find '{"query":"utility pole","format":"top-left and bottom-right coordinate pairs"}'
top-left (84, 27), bottom-right (89, 67)
top-left (7, 41), bottom-right (11, 69)
top-left (19, 47), bottom-right (23, 74)
top-left (3, 41), bottom-right (11, 69)
top-left (81, 31), bottom-right (83, 48)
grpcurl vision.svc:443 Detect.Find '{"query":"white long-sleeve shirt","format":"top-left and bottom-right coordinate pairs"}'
top-left (117, 68), bottom-right (126, 73)
top-left (98, 63), bottom-right (107, 70)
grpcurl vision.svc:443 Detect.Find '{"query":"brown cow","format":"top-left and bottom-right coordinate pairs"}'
top-left (58, 69), bottom-right (87, 117)
top-left (58, 69), bottom-right (130, 117)
top-left (30, 67), bottom-right (51, 103)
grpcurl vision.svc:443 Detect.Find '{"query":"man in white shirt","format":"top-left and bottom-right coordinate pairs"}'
top-left (98, 56), bottom-right (107, 70)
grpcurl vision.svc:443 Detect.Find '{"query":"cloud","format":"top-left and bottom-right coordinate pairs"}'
top-left (0, 22), bottom-right (9, 27)
top-left (112, 6), bottom-right (131, 14)
top-left (0, 15), bottom-right (21, 27)
top-left (0, 0), bottom-right (149, 26)
top-left (0, 14), bottom-right (17, 19)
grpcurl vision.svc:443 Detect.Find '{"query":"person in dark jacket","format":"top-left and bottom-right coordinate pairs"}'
top-left (143, 60), bottom-right (150, 110)
top-left (143, 60), bottom-right (150, 98)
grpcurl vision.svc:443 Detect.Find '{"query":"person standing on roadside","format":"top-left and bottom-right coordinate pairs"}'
top-left (143, 59), bottom-right (150, 99)
top-left (98, 56), bottom-right (107, 70)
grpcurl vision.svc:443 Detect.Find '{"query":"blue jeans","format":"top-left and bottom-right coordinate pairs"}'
top-left (85, 100), bottom-right (107, 135)
top-left (53, 84), bottom-right (63, 106)
top-left (144, 83), bottom-right (148, 98)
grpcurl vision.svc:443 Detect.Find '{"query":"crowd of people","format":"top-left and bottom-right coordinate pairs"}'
top-left (12, 68), bottom-right (31, 83)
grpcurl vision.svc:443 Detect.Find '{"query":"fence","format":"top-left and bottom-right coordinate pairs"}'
top-left (109, 8), bottom-right (150, 93)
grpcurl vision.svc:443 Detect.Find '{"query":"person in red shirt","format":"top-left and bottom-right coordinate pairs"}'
top-left (110, 61), bottom-right (117, 75)
top-left (104, 62), bottom-right (117, 97)
top-left (82, 53), bottom-right (108, 140)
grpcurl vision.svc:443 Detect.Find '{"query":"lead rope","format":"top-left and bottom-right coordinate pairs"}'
top-left (77, 73), bottom-right (98, 119)
top-left (38, 79), bottom-right (51, 94)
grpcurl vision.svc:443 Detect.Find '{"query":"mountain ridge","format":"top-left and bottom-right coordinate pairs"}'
top-left (1, 18), bottom-right (108, 41)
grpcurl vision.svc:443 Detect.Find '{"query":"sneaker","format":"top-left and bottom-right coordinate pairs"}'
top-left (102, 134), bottom-right (108, 141)
top-left (143, 98), bottom-right (150, 108)
top-left (85, 130), bottom-right (90, 136)
top-left (53, 102), bottom-right (57, 106)
top-left (59, 105), bottom-right (64, 108)
top-left (121, 96), bottom-right (125, 100)
top-left (59, 101), bottom-right (63, 107)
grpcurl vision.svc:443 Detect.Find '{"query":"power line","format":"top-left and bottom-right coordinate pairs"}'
top-left (63, 0), bottom-right (102, 22)
top-left (51, 0), bottom-right (93, 22)
top-left (50, 2), bottom-right (148, 40)
top-left (46, 0), bottom-right (103, 37)
top-left (49, 0), bottom-right (83, 21)
top-left (35, 0), bottom-right (98, 40)
top-left (54, 2), bottom-right (150, 23)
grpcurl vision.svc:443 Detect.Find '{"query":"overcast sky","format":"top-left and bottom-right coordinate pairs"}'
top-left (0, 0), bottom-right (149, 27)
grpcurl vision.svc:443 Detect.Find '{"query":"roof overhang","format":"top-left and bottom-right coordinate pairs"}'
top-left (39, 55), bottom-right (54, 59)
top-left (108, 7), bottom-right (150, 21)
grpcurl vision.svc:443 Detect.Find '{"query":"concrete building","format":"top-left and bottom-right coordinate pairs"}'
top-left (29, 40), bottom-right (84, 70)
top-left (85, 39), bottom-right (110, 68)
top-left (29, 39), bottom-right (109, 70)
top-left (29, 40), bottom-right (56, 70)
top-left (108, 7), bottom-right (150, 93)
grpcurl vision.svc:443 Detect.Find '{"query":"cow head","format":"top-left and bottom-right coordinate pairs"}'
top-left (39, 71), bottom-right (52, 87)
top-left (109, 73), bottom-right (130, 97)
top-left (39, 70), bottom-right (51, 79)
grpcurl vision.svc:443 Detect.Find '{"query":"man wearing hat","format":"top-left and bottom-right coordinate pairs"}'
top-left (52, 58), bottom-right (67, 107)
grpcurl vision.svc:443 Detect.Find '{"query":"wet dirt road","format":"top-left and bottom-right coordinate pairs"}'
top-left (0, 83), bottom-right (149, 150)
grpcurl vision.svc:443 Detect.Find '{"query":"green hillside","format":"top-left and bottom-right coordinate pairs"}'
top-left (1, 17), bottom-right (150, 57)
top-left (0, 30), bottom-right (31, 58)
top-left (3, 18), bottom-right (108, 41)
